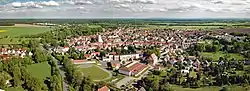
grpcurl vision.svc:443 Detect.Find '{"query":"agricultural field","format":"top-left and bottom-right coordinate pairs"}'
top-left (80, 65), bottom-right (110, 81)
top-left (0, 24), bottom-right (50, 37)
top-left (26, 62), bottom-right (51, 80)
top-left (201, 51), bottom-right (245, 61)
top-left (168, 26), bottom-right (224, 30)
top-left (0, 38), bottom-right (36, 44)
top-left (139, 25), bottom-right (225, 30)
top-left (220, 28), bottom-right (250, 34)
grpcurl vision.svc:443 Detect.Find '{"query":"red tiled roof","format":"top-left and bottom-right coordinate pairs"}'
top-left (120, 63), bottom-right (147, 74)
top-left (72, 60), bottom-right (87, 63)
top-left (84, 54), bottom-right (91, 58)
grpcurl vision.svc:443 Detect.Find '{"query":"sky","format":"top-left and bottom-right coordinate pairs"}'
top-left (0, 0), bottom-right (250, 18)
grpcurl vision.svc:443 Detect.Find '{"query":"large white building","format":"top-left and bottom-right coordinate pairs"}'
top-left (98, 35), bottom-right (103, 43)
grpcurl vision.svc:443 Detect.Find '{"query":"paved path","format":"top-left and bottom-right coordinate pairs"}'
top-left (115, 66), bottom-right (151, 88)
top-left (39, 45), bottom-right (68, 91)
top-left (116, 77), bottom-right (134, 88)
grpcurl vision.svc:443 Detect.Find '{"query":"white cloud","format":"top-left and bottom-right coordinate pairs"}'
top-left (11, 1), bottom-right (43, 8)
top-left (1, 0), bottom-right (250, 18)
top-left (109, 0), bottom-right (157, 4)
top-left (114, 4), bottom-right (129, 8)
top-left (74, 1), bottom-right (93, 5)
top-left (40, 1), bottom-right (60, 6)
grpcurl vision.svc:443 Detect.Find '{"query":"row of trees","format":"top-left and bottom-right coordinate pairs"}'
top-left (37, 25), bottom-right (103, 48)
top-left (188, 36), bottom-right (250, 59)
top-left (61, 56), bottom-right (96, 91)
top-left (0, 39), bottom-right (63, 91)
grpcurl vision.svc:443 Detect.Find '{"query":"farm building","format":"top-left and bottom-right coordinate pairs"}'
top-left (119, 62), bottom-right (148, 76)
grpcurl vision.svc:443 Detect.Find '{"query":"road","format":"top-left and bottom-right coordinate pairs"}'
top-left (115, 67), bottom-right (151, 88)
top-left (39, 45), bottom-right (68, 91)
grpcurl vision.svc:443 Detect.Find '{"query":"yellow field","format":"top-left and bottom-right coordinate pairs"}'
top-left (0, 30), bottom-right (8, 33)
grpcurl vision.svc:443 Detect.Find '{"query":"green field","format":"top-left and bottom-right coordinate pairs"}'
top-left (169, 26), bottom-right (223, 30)
top-left (88, 25), bottom-right (102, 28)
top-left (0, 38), bottom-right (35, 44)
top-left (80, 65), bottom-right (109, 80)
top-left (171, 85), bottom-right (245, 91)
top-left (201, 52), bottom-right (245, 61)
top-left (0, 27), bottom-right (50, 37)
top-left (27, 62), bottom-right (51, 80)
top-left (139, 25), bottom-right (224, 30)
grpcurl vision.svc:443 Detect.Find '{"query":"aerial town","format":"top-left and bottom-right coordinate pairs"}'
top-left (0, 20), bottom-right (250, 91)
top-left (50, 24), bottom-right (250, 91)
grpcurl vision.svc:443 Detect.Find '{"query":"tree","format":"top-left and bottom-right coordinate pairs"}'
top-left (33, 48), bottom-right (48, 63)
top-left (11, 65), bottom-right (22, 87)
top-left (212, 45), bottom-right (220, 52)
top-left (159, 84), bottom-right (174, 91)
top-left (49, 75), bottom-right (62, 91)
top-left (196, 44), bottom-right (205, 52)
top-left (0, 72), bottom-right (11, 89)
top-left (106, 62), bottom-right (113, 70)
top-left (72, 53), bottom-right (78, 59)
top-left (128, 45), bottom-right (136, 53)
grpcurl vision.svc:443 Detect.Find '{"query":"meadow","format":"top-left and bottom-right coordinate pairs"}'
top-left (0, 38), bottom-right (35, 44)
top-left (80, 65), bottom-right (109, 81)
top-left (139, 25), bottom-right (224, 30)
top-left (26, 62), bottom-right (51, 80)
top-left (0, 26), bottom-right (50, 37)
top-left (201, 51), bottom-right (245, 61)
top-left (171, 85), bottom-right (245, 91)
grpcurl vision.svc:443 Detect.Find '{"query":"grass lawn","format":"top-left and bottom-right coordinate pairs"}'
top-left (171, 85), bottom-right (245, 91)
top-left (201, 51), bottom-right (245, 61)
top-left (0, 27), bottom-right (50, 37)
top-left (88, 25), bottom-right (102, 28)
top-left (27, 62), bottom-right (51, 80)
top-left (80, 65), bottom-right (109, 81)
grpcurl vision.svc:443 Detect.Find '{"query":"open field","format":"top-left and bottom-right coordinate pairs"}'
top-left (80, 65), bottom-right (109, 81)
top-left (171, 85), bottom-right (245, 91)
top-left (169, 26), bottom-right (223, 30)
top-left (0, 24), bottom-right (48, 27)
top-left (201, 52), bottom-right (245, 61)
top-left (87, 25), bottom-right (102, 28)
top-left (0, 38), bottom-right (36, 44)
top-left (220, 28), bottom-right (250, 34)
top-left (27, 62), bottom-right (51, 80)
top-left (139, 25), bottom-right (224, 30)
top-left (0, 25), bottom-right (50, 37)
